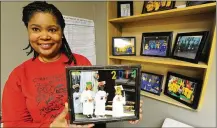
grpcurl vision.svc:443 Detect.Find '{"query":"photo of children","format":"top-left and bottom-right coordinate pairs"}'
top-left (173, 36), bottom-right (203, 59)
top-left (167, 75), bottom-right (197, 104)
top-left (70, 69), bottom-right (138, 122)
top-left (113, 37), bottom-right (135, 55)
top-left (141, 72), bottom-right (163, 95)
top-left (141, 36), bottom-right (169, 56)
top-left (142, 1), bottom-right (175, 13)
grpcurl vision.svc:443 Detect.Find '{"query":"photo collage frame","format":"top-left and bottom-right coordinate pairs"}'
top-left (66, 65), bottom-right (141, 124)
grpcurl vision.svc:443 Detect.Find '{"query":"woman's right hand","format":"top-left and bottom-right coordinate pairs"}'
top-left (50, 102), bottom-right (95, 128)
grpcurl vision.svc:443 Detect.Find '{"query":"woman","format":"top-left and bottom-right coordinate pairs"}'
top-left (2, 1), bottom-right (142, 128)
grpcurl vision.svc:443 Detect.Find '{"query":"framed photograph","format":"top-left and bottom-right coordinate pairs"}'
top-left (171, 31), bottom-right (209, 63)
top-left (117, 1), bottom-right (133, 18)
top-left (186, 1), bottom-right (215, 7)
top-left (66, 65), bottom-right (141, 124)
top-left (112, 37), bottom-right (136, 56)
top-left (164, 72), bottom-right (202, 109)
top-left (141, 71), bottom-right (163, 95)
top-left (140, 32), bottom-right (172, 57)
top-left (142, 1), bottom-right (176, 13)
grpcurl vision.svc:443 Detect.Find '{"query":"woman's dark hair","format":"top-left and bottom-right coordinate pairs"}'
top-left (22, 1), bottom-right (76, 65)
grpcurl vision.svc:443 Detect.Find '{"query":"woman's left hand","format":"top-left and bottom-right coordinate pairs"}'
top-left (128, 100), bottom-right (143, 124)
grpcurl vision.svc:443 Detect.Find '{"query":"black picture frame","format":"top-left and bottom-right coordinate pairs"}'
top-left (142, 1), bottom-right (176, 14)
top-left (112, 37), bottom-right (136, 56)
top-left (186, 1), bottom-right (215, 7)
top-left (164, 72), bottom-right (202, 109)
top-left (171, 31), bottom-right (209, 63)
top-left (141, 71), bottom-right (163, 96)
top-left (66, 65), bottom-right (141, 124)
top-left (117, 1), bottom-right (133, 18)
top-left (140, 32), bottom-right (173, 57)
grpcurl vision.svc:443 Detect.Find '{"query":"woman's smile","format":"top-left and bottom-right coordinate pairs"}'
top-left (37, 43), bottom-right (55, 50)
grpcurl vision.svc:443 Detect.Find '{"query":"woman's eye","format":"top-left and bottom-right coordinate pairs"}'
top-left (32, 28), bottom-right (38, 31)
top-left (49, 29), bottom-right (57, 32)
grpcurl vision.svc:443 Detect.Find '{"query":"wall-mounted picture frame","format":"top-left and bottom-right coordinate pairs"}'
top-left (112, 37), bottom-right (136, 56)
top-left (66, 65), bottom-right (141, 124)
top-left (171, 31), bottom-right (209, 63)
top-left (186, 1), bottom-right (215, 7)
top-left (142, 1), bottom-right (176, 13)
top-left (164, 72), bottom-right (202, 109)
top-left (140, 32), bottom-right (172, 57)
top-left (141, 71), bottom-right (163, 96)
top-left (117, 1), bottom-right (133, 18)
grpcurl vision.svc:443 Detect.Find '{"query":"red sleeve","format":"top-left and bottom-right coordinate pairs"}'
top-left (2, 69), bottom-right (51, 128)
top-left (74, 54), bottom-right (92, 66)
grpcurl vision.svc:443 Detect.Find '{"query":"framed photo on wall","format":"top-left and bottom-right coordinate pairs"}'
top-left (186, 1), bottom-right (215, 7)
top-left (142, 1), bottom-right (176, 13)
top-left (140, 32), bottom-right (173, 57)
top-left (66, 65), bottom-right (141, 124)
top-left (112, 37), bottom-right (136, 56)
top-left (141, 71), bottom-right (163, 95)
top-left (171, 31), bottom-right (209, 63)
top-left (164, 72), bottom-right (202, 109)
top-left (117, 1), bottom-right (133, 18)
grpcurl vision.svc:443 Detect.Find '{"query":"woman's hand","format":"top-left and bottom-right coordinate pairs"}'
top-left (69, 124), bottom-right (95, 128)
top-left (50, 102), bottom-right (95, 128)
top-left (128, 100), bottom-right (143, 124)
top-left (50, 102), bottom-right (68, 128)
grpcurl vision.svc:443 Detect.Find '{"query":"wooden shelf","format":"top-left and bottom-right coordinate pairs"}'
top-left (140, 91), bottom-right (196, 111)
top-left (109, 2), bottom-right (216, 23)
top-left (107, 1), bottom-right (216, 111)
top-left (109, 56), bottom-right (208, 69)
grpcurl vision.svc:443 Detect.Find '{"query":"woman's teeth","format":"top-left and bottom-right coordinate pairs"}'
top-left (40, 44), bottom-right (53, 49)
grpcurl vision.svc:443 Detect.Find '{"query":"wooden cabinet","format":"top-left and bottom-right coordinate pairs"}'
top-left (107, 1), bottom-right (216, 111)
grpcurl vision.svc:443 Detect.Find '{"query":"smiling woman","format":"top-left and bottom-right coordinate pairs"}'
top-left (1, 1), bottom-right (94, 128)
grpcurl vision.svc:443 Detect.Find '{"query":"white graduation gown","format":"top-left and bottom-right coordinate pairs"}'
top-left (73, 92), bottom-right (83, 113)
top-left (80, 90), bottom-right (95, 115)
top-left (94, 90), bottom-right (107, 116)
top-left (112, 95), bottom-right (126, 117)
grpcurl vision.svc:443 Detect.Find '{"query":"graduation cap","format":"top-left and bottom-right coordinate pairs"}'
top-left (115, 85), bottom-right (124, 95)
top-left (86, 81), bottom-right (92, 88)
top-left (72, 84), bottom-right (80, 89)
top-left (86, 81), bottom-right (92, 85)
top-left (115, 85), bottom-right (124, 91)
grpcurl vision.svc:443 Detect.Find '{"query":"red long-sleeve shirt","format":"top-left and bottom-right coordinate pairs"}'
top-left (2, 53), bottom-right (91, 128)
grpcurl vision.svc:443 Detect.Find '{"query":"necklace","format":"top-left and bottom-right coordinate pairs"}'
top-left (40, 53), bottom-right (61, 63)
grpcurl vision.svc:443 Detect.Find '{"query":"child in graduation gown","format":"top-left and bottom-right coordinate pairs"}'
top-left (94, 81), bottom-right (108, 118)
top-left (112, 85), bottom-right (126, 117)
top-left (80, 82), bottom-right (95, 118)
top-left (73, 84), bottom-right (83, 114)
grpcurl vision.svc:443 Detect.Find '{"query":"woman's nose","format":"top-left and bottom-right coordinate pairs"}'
top-left (40, 31), bottom-right (51, 40)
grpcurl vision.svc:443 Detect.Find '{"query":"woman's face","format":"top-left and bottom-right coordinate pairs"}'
top-left (27, 12), bottom-right (62, 58)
